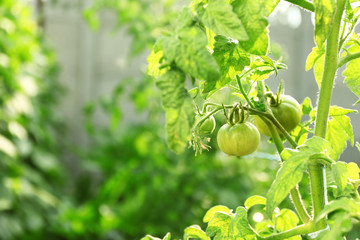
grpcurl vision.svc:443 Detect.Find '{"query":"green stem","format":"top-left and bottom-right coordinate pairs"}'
top-left (258, 222), bottom-right (316, 240)
top-left (284, 0), bottom-right (314, 12)
top-left (312, 0), bottom-right (347, 230)
top-left (262, 118), bottom-right (311, 224)
top-left (236, 75), bottom-right (255, 108)
top-left (338, 52), bottom-right (360, 68)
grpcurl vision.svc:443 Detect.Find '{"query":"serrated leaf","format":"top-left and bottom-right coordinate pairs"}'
top-left (326, 115), bottom-right (354, 160)
top-left (244, 195), bottom-right (267, 209)
top-left (316, 198), bottom-right (360, 221)
top-left (162, 27), bottom-right (220, 92)
top-left (306, 46), bottom-right (325, 71)
top-left (184, 225), bottom-right (210, 240)
top-left (347, 162), bottom-right (360, 180)
top-left (203, 205), bottom-right (231, 223)
top-left (266, 137), bottom-right (331, 215)
top-left (157, 70), bottom-right (195, 154)
top-left (206, 211), bottom-right (232, 239)
top-left (232, 0), bottom-right (279, 55)
top-left (276, 209), bottom-right (300, 239)
top-left (314, 0), bottom-right (336, 47)
top-left (212, 35), bottom-right (250, 89)
top-left (200, 0), bottom-right (248, 40)
top-left (156, 70), bottom-right (187, 109)
top-left (328, 105), bottom-right (357, 116)
top-left (301, 97), bottom-right (313, 115)
top-left (331, 161), bottom-right (349, 194)
top-left (162, 233), bottom-right (171, 240)
top-left (342, 40), bottom-right (360, 104)
top-left (230, 207), bottom-right (255, 239)
top-left (165, 97), bottom-right (194, 154)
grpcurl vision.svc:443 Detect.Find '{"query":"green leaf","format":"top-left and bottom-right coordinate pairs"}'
top-left (156, 70), bottom-right (187, 109)
top-left (276, 209), bottom-right (300, 240)
top-left (316, 198), bottom-right (360, 221)
top-left (165, 97), bottom-right (195, 154)
top-left (331, 161), bottom-right (349, 194)
top-left (347, 162), bottom-right (360, 180)
top-left (162, 27), bottom-right (220, 92)
top-left (147, 43), bottom-right (167, 79)
top-left (318, 212), bottom-right (352, 240)
top-left (231, 0), bottom-right (279, 55)
top-left (206, 211), bottom-right (232, 239)
top-left (200, 0), bottom-right (248, 41)
top-left (156, 70), bottom-right (195, 154)
top-left (301, 97), bottom-right (313, 115)
top-left (314, 0), bottom-right (336, 47)
top-left (342, 40), bottom-right (360, 104)
top-left (205, 207), bottom-right (255, 240)
top-left (266, 137), bottom-right (331, 215)
top-left (326, 115), bottom-right (354, 160)
top-left (212, 35), bottom-right (250, 89)
top-left (184, 225), bottom-right (210, 240)
top-left (328, 105), bottom-right (357, 116)
top-left (230, 207), bottom-right (255, 239)
top-left (244, 195), bottom-right (266, 209)
top-left (306, 46), bottom-right (325, 71)
top-left (203, 205), bottom-right (231, 223)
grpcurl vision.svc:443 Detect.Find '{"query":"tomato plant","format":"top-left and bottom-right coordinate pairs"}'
top-left (145, 0), bottom-right (360, 239)
top-left (254, 94), bottom-right (302, 136)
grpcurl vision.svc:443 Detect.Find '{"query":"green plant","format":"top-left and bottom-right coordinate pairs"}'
top-left (145, 0), bottom-right (360, 239)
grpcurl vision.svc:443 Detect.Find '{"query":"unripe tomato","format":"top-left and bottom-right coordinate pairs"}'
top-left (196, 115), bottom-right (216, 135)
top-left (217, 122), bottom-right (260, 156)
top-left (254, 95), bottom-right (301, 136)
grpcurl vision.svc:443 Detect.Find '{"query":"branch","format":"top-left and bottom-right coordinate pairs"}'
top-left (338, 52), bottom-right (360, 68)
top-left (257, 222), bottom-right (316, 240)
top-left (284, 0), bottom-right (315, 12)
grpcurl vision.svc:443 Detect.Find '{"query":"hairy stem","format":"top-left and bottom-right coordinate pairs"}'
top-left (258, 222), bottom-right (316, 240)
top-left (338, 52), bottom-right (360, 68)
top-left (312, 0), bottom-right (347, 230)
top-left (284, 0), bottom-right (314, 12)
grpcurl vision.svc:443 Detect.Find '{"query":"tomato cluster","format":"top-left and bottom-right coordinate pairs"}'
top-left (214, 94), bottom-right (301, 157)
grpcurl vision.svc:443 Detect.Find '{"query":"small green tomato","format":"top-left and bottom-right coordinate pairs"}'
top-left (217, 122), bottom-right (260, 156)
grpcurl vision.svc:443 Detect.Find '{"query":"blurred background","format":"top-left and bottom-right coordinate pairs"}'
top-left (0, 0), bottom-right (359, 239)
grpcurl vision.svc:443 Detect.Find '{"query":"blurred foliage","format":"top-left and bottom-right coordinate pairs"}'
top-left (0, 0), bottom-right (64, 239)
top-left (83, 0), bottom-right (179, 56)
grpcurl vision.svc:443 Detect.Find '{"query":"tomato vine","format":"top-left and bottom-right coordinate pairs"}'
top-left (145, 0), bottom-right (360, 239)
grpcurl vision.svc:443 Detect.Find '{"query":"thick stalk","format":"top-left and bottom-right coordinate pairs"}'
top-left (312, 0), bottom-right (347, 230)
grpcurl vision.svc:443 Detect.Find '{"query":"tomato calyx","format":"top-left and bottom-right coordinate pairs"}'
top-left (226, 104), bottom-right (249, 126)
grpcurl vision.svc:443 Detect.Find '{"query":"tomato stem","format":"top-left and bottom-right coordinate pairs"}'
top-left (312, 0), bottom-right (347, 230)
top-left (256, 222), bottom-right (316, 240)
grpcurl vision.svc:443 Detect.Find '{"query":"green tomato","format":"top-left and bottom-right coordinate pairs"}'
top-left (196, 115), bottom-right (216, 135)
top-left (217, 122), bottom-right (260, 156)
top-left (254, 95), bottom-right (301, 136)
